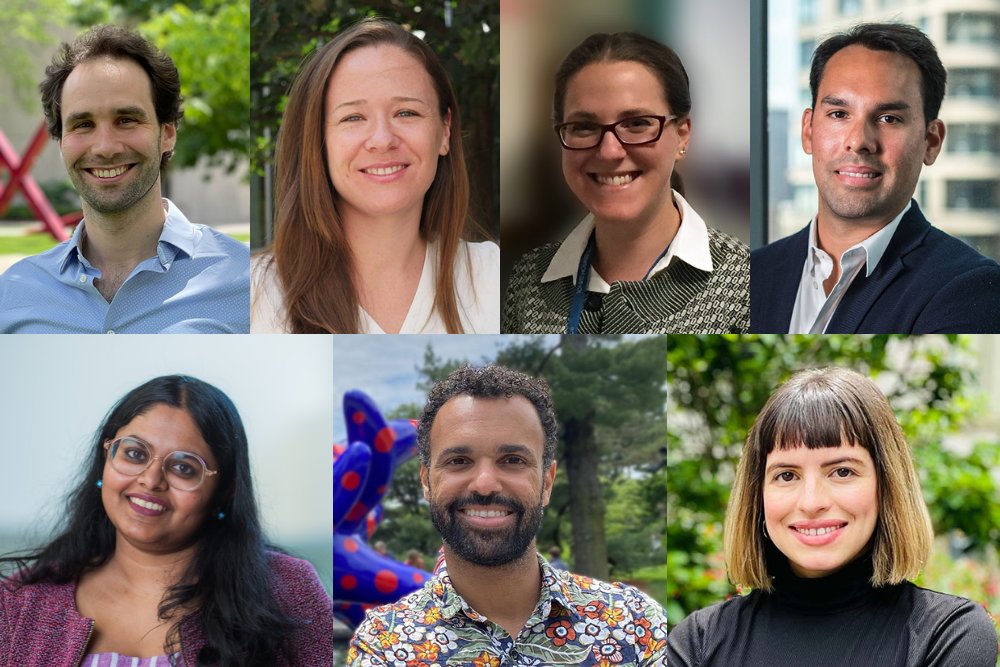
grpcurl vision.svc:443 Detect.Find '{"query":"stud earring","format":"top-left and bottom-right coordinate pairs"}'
top-left (679, 148), bottom-right (687, 156)
top-left (96, 480), bottom-right (103, 488)
top-left (217, 511), bottom-right (226, 520)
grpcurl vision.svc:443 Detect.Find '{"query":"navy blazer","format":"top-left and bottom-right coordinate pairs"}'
top-left (750, 201), bottom-right (1000, 333)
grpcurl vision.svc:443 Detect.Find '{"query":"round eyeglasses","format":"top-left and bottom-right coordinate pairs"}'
top-left (104, 437), bottom-right (218, 492)
top-left (555, 114), bottom-right (677, 150)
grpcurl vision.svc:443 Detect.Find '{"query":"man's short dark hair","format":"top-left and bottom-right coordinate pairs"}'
top-left (39, 24), bottom-right (184, 168)
top-left (417, 364), bottom-right (558, 470)
top-left (809, 23), bottom-right (946, 124)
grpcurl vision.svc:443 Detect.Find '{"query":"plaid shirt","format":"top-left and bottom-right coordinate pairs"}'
top-left (348, 555), bottom-right (667, 666)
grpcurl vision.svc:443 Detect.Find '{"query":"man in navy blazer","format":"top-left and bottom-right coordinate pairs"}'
top-left (751, 23), bottom-right (1000, 333)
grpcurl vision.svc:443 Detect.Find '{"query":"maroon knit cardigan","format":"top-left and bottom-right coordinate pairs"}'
top-left (0, 552), bottom-right (333, 666)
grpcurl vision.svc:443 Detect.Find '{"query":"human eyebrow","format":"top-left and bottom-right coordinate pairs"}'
top-left (497, 444), bottom-right (537, 462)
top-left (764, 460), bottom-right (800, 476)
top-left (819, 96), bottom-right (849, 108)
top-left (115, 106), bottom-right (150, 119)
top-left (821, 456), bottom-right (867, 468)
top-left (64, 111), bottom-right (94, 126)
top-left (436, 445), bottom-right (473, 461)
top-left (564, 111), bottom-right (600, 122)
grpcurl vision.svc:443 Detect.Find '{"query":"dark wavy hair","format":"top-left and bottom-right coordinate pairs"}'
top-left (39, 24), bottom-right (184, 169)
top-left (417, 364), bottom-right (558, 469)
top-left (809, 23), bottom-right (946, 124)
top-left (0, 376), bottom-right (298, 666)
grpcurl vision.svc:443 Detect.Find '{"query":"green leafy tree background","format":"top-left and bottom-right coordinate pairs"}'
top-left (667, 334), bottom-right (1000, 656)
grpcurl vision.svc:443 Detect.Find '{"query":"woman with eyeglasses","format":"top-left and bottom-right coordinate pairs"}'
top-left (502, 32), bottom-right (749, 333)
top-left (0, 375), bottom-right (332, 666)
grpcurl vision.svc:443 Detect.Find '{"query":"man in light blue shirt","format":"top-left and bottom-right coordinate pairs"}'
top-left (0, 25), bottom-right (248, 333)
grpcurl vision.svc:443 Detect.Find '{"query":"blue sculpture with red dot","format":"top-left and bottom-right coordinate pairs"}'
top-left (333, 390), bottom-right (431, 628)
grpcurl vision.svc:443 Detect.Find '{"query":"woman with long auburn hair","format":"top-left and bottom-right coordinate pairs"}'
top-left (252, 18), bottom-right (499, 333)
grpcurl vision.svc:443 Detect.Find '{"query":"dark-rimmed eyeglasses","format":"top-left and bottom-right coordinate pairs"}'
top-left (104, 437), bottom-right (219, 492)
top-left (555, 114), bottom-right (677, 150)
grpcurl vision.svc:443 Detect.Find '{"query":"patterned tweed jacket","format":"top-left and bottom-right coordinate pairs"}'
top-left (0, 552), bottom-right (333, 666)
top-left (502, 227), bottom-right (749, 334)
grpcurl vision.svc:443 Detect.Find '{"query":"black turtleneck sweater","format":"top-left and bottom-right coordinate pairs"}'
top-left (667, 550), bottom-right (998, 667)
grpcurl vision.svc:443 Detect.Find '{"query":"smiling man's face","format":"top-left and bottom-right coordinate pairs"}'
top-left (59, 56), bottom-right (174, 215)
top-left (803, 45), bottom-right (944, 230)
top-left (421, 395), bottom-right (556, 568)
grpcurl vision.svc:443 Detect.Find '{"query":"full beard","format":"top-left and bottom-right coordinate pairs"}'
top-left (429, 491), bottom-right (543, 567)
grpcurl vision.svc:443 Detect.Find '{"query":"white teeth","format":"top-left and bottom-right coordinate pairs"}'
top-left (130, 497), bottom-right (166, 512)
top-left (363, 165), bottom-right (405, 176)
top-left (795, 525), bottom-right (840, 536)
top-left (595, 173), bottom-right (635, 186)
top-left (91, 166), bottom-right (128, 179)
top-left (464, 509), bottom-right (510, 518)
top-left (840, 171), bottom-right (877, 179)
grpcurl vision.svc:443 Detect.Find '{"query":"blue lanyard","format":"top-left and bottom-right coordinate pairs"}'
top-left (567, 232), bottom-right (597, 334)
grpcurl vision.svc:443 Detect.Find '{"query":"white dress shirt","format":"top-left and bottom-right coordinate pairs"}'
top-left (789, 202), bottom-right (909, 333)
top-left (539, 190), bottom-right (714, 292)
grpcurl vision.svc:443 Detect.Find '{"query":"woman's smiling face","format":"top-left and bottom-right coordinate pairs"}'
top-left (763, 441), bottom-right (879, 577)
top-left (559, 59), bottom-right (689, 228)
top-left (101, 403), bottom-right (220, 554)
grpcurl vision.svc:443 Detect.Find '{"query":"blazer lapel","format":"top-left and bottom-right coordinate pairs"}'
top-left (826, 201), bottom-right (932, 332)
top-left (754, 225), bottom-right (809, 331)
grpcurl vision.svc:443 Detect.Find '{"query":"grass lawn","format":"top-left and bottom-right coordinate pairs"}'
top-left (0, 232), bottom-right (250, 255)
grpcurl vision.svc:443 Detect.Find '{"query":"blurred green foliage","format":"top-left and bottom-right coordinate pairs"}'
top-left (1, 0), bottom-right (71, 110)
top-left (667, 334), bottom-right (1000, 631)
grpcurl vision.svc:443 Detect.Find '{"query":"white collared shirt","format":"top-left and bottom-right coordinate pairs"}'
top-left (789, 202), bottom-right (910, 334)
top-left (539, 190), bottom-right (714, 293)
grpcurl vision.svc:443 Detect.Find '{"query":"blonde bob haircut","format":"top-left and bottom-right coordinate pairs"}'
top-left (723, 367), bottom-right (933, 592)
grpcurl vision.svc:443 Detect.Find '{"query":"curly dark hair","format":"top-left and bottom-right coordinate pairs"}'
top-left (39, 24), bottom-right (184, 169)
top-left (0, 375), bottom-right (299, 666)
top-left (417, 364), bottom-right (558, 469)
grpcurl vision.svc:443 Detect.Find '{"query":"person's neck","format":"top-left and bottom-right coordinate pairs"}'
top-left (444, 545), bottom-right (542, 638)
top-left (105, 537), bottom-right (199, 599)
top-left (592, 199), bottom-right (680, 283)
top-left (343, 209), bottom-right (426, 275)
top-left (80, 188), bottom-right (166, 278)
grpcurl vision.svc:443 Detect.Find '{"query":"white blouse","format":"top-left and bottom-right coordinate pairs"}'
top-left (250, 240), bottom-right (500, 333)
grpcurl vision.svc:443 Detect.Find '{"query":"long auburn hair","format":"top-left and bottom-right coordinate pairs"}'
top-left (0, 376), bottom-right (300, 666)
top-left (264, 18), bottom-right (479, 333)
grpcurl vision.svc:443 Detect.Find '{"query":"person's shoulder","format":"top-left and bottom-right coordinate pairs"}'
top-left (190, 223), bottom-right (251, 260)
top-left (903, 583), bottom-right (999, 664)
top-left (668, 592), bottom-right (760, 666)
top-left (751, 226), bottom-right (807, 261)
top-left (264, 551), bottom-right (328, 604)
top-left (461, 238), bottom-right (500, 265)
top-left (920, 224), bottom-right (1000, 273)
top-left (0, 243), bottom-right (69, 284)
top-left (510, 241), bottom-right (561, 279)
top-left (706, 227), bottom-right (750, 258)
top-left (0, 576), bottom-right (75, 611)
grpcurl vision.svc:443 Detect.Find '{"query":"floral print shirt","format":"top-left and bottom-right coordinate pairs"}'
top-left (347, 554), bottom-right (667, 666)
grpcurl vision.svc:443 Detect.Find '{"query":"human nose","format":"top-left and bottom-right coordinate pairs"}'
top-left (91, 123), bottom-right (124, 158)
top-left (844, 117), bottom-right (877, 154)
top-left (364, 115), bottom-right (399, 152)
top-left (137, 456), bottom-right (168, 490)
top-left (797, 474), bottom-right (832, 514)
top-left (467, 461), bottom-right (503, 496)
top-left (595, 126), bottom-right (628, 159)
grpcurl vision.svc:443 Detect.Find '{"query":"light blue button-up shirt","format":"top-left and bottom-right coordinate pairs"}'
top-left (0, 199), bottom-right (249, 333)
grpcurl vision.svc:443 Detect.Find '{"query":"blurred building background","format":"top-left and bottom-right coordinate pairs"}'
top-left (501, 0), bottom-right (750, 295)
top-left (768, 0), bottom-right (1000, 261)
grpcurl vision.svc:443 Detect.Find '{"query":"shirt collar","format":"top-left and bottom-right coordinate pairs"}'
top-left (807, 200), bottom-right (910, 277)
top-left (540, 189), bottom-right (713, 286)
top-left (56, 198), bottom-right (195, 275)
top-left (432, 553), bottom-right (577, 623)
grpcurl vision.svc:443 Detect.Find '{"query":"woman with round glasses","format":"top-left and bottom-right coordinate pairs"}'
top-left (668, 368), bottom-right (999, 667)
top-left (502, 32), bottom-right (749, 333)
top-left (0, 375), bottom-right (332, 665)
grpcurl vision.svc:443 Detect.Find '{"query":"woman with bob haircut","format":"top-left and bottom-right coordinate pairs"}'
top-left (502, 32), bottom-right (748, 334)
top-left (0, 375), bottom-right (333, 666)
top-left (668, 367), bottom-right (998, 667)
top-left (252, 18), bottom-right (500, 333)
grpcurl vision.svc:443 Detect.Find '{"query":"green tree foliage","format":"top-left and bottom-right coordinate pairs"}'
top-left (667, 334), bottom-right (1000, 628)
top-left (251, 0), bottom-right (499, 232)
top-left (0, 0), bottom-right (70, 110)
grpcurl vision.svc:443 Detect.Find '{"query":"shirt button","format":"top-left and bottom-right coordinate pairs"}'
top-left (79, 275), bottom-right (86, 283)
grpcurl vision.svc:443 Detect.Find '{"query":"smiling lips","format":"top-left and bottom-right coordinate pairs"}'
top-left (86, 165), bottom-right (132, 180)
top-left (592, 171), bottom-right (639, 186)
top-left (361, 164), bottom-right (406, 176)
top-left (835, 165), bottom-right (882, 181)
top-left (790, 520), bottom-right (848, 545)
top-left (127, 494), bottom-right (168, 516)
